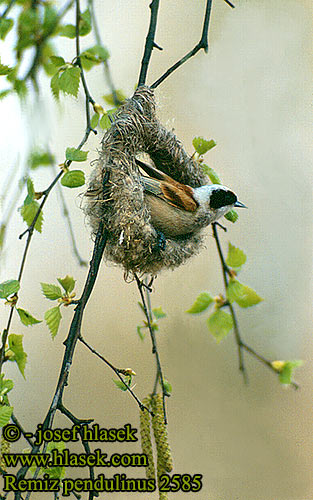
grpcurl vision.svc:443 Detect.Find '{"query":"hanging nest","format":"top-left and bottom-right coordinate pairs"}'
top-left (83, 85), bottom-right (208, 276)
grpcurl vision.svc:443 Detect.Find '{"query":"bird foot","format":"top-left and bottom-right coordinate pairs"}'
top-left (155, 231), bottom-right (166, 251)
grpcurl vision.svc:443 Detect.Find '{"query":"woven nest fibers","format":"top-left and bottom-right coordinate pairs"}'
top-left (83, 86), bottom-right (208, 276)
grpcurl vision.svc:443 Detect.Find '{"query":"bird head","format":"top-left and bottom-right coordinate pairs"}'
top-left (193, 184), bottom-right (246, 223)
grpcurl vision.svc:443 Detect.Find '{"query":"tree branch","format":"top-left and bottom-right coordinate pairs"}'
top-left (212, 222), bottom-right (247, 380)
top-left (151, 0), bottom-right (213, 89)
top-left (53, 166), bottom-right (87, 267)
top-left (138, 0), bottom-right (161, 86)
top-left (79, 336), bottom-right (153, 415)
top-left (14, 224), bottom-right (108, 495)
top-left (212, 223), bottom-right (299, 390)
top-left (135, 274), bottom-right (168, 424)
top-left (23, 0), bottom-right (74, 83)
top-left (88, 0), bottom-right (122, 106)
top-left (0, 0), bottom-right (17, 20)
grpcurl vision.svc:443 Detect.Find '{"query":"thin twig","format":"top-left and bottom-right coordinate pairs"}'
top-left (0, 165), bottom-right (61, 374)
top-left (223, 0), bottom-right (235, 8)
top-left (135, 274), bottom-right (168, 424)
top-left (80, 438), bottom-right (96, 500)
top-left (14, 224), bottom-right (108, 495)
top-left (53, 166), bottom-right (87, 266)
top-left (58, 403), bottom-right (93, 425)
top-left (212, 222), bottom-right (247, 380)
top-left (138, 0), bottom-right (161, 86)
top-left (23, 0), bottom-right (74, 83)
top-left (151, 0), bottom-right (213, 88)
top-left (241, 342), bottom-right (299, 390)
top-left (0, 0), bottom-right (16, 19)
top-left (11, 414), bottom-right (34, 448)
top-left (212, 223), bottom-right (299, 390)
top-left (88, 0), bottom-right (121, 106)
top-left (75, 0), bottom-right (96, 138)
top-left (79, 336), bottom-right (152, 414)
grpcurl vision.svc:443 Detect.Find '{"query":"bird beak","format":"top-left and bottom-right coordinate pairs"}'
top-left (234, 201), bottom-right (248, 208)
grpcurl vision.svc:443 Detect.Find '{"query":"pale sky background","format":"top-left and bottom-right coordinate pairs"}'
top-left (0, 1), bottom-right (312, 499)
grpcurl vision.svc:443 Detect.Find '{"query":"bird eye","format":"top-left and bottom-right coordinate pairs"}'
top-left (210, 189), bottom-right (237, 209)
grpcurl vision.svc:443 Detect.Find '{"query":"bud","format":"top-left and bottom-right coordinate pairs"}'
top-left (93, 102), bottom-right (104, 115)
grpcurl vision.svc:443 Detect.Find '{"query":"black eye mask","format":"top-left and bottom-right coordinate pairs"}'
top-left (210, 189), bottom-right (237, 209)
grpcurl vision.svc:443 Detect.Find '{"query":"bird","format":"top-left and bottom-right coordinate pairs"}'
top-left (136, 158), bottom-right (246, 239)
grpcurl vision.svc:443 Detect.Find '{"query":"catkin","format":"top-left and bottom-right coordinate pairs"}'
top-left (0, 436), bottom-right (10, 472)
top-left (151, 393), bottom-right (173, 476)
top-left (139, 396), bottom-right (155, 481)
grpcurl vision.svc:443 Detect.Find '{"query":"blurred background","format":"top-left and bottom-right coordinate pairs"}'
top-left (0, 0), bottom-right (312, 498)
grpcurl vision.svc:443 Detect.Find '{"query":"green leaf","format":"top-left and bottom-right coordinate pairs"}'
top-left (113, 378), bottom-right (130, 391)
top-left (99, 113), bottom-right (112, 129)
top-left (29, 441), bottom-right (66, 479)
top-left (192, 137), bottom-right (216, 155)
top-left (137, 302), bottom-right (145, 313)
top-left (65, 147), bottom-right (88, 162)
top-left (0, 280), bottom-right (20, 299)
top-left (227, 279), bottom-right (263, 308)
top-left (44, 442), bottom-right (66, 479)
top-left (136, 325), bottom-right (145, 341)
top-left (42, 4), bottom-right (59, 36)
top-left (19, 200), bottom-right (43, 233)
top-left (0, 18), bottom-right (14, 40)
top-left (207, 309), bottom-right (233, 342)
top-left (79, 9), bottom-right (91, 36)
top-left (163, 379), bottom-right (172, 394)
top-left (0, 405), bottom-right (13, 428)
top-left (224, 209), bottom-right (238, 223)
top-left (84, 44), bottom-right (109, 63)
top-left (29, 150), bottom-right (54, 170)
top-left (41, 283), bottom-right (62, 300)
top-left (45, 306), bottom-right (62, 338)
top-left (16, 308), bottom-right (42, 326)
top-left (152, 307), bottom-right (166, 320)
top-left (8, 334), bottom-right (27, 378)
top-left (186, 292), bottom-right (214, 314)
top-left (57, 275), bottom-right (75, 294)
top-left (17, 8), bottom-right (39, 44)
top-left (226, 243), bottom-right (247, 270)
top-left (49, 56), bottom-right (66, 68)
top-left (59, 24), bottom-right (76, 38)
top-left (103, 90), bottom-right (126, 106)
top-left (0, 375), bottom-right (14, 398)
top-left (200, 164), bottom-right (221, 184)
top-left (279, 361), bottom-right (302, 385)
top-left (50, 72), bottom-right (60, 99)
top-left (0, 223), bottom-right (6, 250)
top-left (0, 59), bottom-right (13, 75)
top-left (13, 79), bottom-right (28, 99)
top-left (0, 89), bottom-right (12, 100)
top-left (61, 170), bottom-right (85, 188)
top-left (58, 66), bottom-right (80, 97)
top-left (79, 51), bottom-right (99, 71)
top-left (90, 113), bottom-right (99, 128)
top-left (26, 177), bottom-right (35, 198)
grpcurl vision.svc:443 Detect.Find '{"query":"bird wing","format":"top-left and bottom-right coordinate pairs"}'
top-left (161, 183), bottom-right (198, 212)
top-left (135, 158), bottom-right (171, 182)
top-left (136, 158), bottom-right (198, 212)
top-left (141, 176), bottom-right (198, 213)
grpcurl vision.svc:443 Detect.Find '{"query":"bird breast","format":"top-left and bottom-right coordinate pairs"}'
top-left (144, 193), bottom-right (206, 238)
